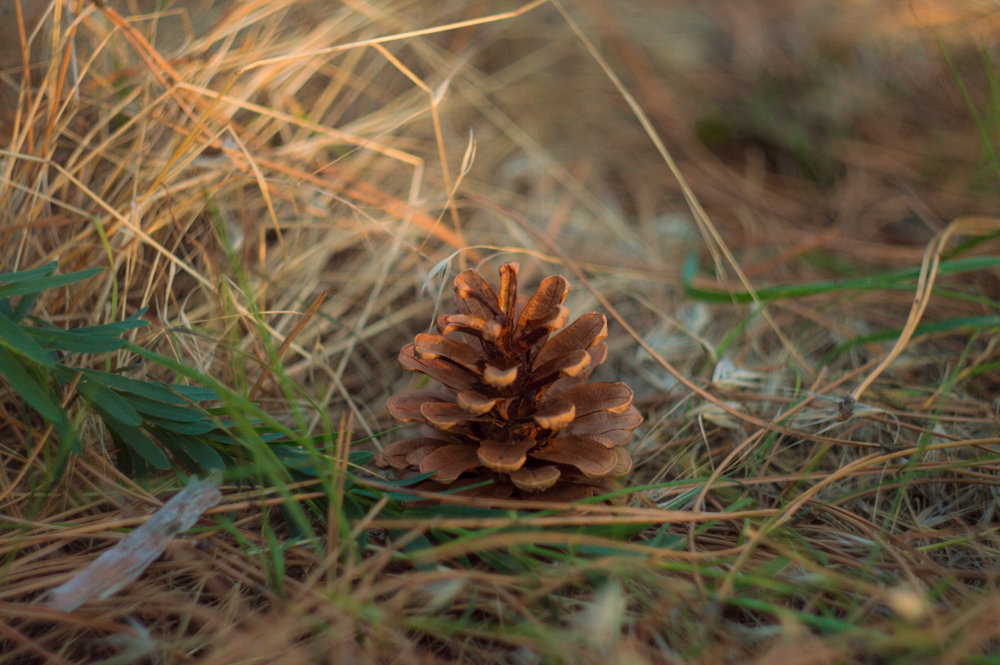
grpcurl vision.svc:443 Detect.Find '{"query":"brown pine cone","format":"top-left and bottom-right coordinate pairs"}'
top-left (377, 262), bottom-right (641, 501)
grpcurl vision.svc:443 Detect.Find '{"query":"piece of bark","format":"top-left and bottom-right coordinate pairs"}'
top-left (47, 473), bottom-right (222, 612)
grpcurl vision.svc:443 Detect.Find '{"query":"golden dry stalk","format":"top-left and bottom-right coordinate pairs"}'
top-left (377, 262), bottom-right (642, 501)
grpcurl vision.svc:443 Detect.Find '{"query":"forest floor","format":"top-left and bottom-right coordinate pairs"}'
top-left (2, 1), bottom-right (1000, 663)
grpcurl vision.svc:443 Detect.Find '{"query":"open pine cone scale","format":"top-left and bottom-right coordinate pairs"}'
top-left (378, 262), bottom-right (641, 501)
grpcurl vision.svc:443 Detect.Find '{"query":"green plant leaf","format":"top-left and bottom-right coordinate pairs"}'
top-left (0, 347), bottom-right (79, 458)
top-left (0, 345), bottom-right (65, 423)
top-left (169, 384), bottom-right (220, 402)
top-left (120, 392), bottom-right (213, 422)
top-left (349, 450), bottom-right (375, 466)
top-left (0, 311), bottom-right (57, 367)
top-left (95, 405), bottom-right (170, 469)
top-left (25, 313), bottom-right (149, 354)
top-left (79, 368), bottom-right (207, 404)
top-left (405, 504), bottom-right (513, 519)
top-left (11, 290), bottom-right (41, 323)
top-left (78, 380), bottom-right (142, 426)
top-left (0, 262), bottom-right (58, 282)
top-left (141, 414), bottom-right (217, 435)
top-left (74, 308), bottom-right (149, 334)
top-left (153, 428), bottom-right (226, 471)
top-left (0, 267), bottom-right (103, 299)
top-left (271, 445), bottom-right (324, 476)
top-left (28, 327), bottom-right (129, 353)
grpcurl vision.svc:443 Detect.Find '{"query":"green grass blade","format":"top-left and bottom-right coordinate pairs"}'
top-left (939, 36), bottom-right (1000, 184)
top-left (683, 254), bottom-right (1000, 304)
top-left (823, 314), bottom-right (1000, 363)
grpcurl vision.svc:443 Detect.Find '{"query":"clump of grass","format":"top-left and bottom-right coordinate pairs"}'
top-left (2, 1), bottom-right (1000, 664)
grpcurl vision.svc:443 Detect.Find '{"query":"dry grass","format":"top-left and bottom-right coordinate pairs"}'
top-left (2, 0), bottom-right (1000, 663)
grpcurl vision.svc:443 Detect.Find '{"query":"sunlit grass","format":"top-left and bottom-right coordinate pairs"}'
top-left (1, 1), bottom-right (999, 663)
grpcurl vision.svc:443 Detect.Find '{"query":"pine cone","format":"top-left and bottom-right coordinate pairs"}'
top-left (377, 262), bottom-right (642, 501)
